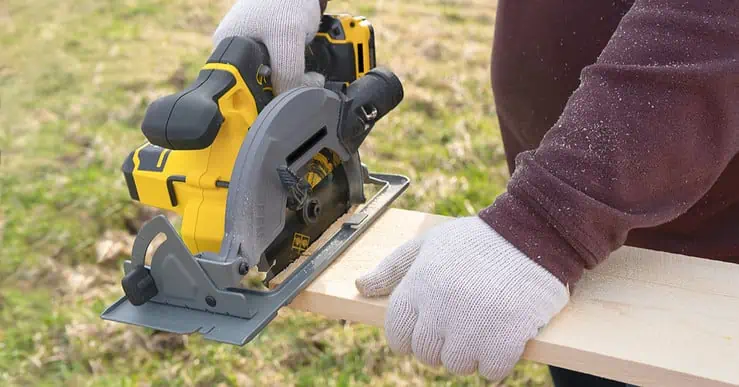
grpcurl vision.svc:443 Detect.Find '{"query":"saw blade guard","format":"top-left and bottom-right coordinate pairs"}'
top-left (219, 87), bottom-right (351, 268)
top-left (220, 67), bottom-right (404, 269)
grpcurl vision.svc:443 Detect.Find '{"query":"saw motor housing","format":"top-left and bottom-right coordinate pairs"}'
top-left (122, 14), bottom-right (378, 260)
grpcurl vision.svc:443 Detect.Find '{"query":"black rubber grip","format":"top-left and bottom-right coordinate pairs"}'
top-left (141, 36), bottom-right (272, 150)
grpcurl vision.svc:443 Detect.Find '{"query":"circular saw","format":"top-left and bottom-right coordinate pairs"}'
top-left (101, 14), bottom-right (409, 346)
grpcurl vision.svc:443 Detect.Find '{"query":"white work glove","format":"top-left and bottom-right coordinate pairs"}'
top-left (355, 216), bottom-right (570, 381)
top-left (213, 0), bottom-right (326, 95)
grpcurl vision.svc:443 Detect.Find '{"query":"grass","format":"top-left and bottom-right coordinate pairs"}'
top-left (0, 0), bottom-right (554, 385)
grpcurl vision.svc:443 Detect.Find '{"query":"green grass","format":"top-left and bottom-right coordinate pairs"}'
top-left (0, 0), bottom-right (553, 385)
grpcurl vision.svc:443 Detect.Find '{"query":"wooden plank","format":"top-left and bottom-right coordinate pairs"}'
top-left (274, 208), bottom-right (739, 387)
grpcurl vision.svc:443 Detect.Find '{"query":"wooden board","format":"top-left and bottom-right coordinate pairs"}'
top-left (274, 208), bottom-right (739, 387)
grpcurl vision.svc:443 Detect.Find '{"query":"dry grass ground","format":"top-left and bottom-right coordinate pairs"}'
top-left (0, 0), bottom-right (554, 385)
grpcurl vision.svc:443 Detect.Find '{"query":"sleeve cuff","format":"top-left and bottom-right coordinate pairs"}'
top-left (479, 191), bottom-right (586, 287)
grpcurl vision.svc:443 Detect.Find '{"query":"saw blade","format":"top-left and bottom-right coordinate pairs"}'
top-left (260, 149), bottom-right (351, 284)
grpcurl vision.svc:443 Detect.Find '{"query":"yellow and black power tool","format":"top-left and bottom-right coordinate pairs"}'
top-left (122, 14), bottom-right (377, 258)
top-left (102, 14), bottom-right (408, 346)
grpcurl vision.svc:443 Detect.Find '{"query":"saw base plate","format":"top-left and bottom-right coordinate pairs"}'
top-left (101, 173), bottom-right (409, 346)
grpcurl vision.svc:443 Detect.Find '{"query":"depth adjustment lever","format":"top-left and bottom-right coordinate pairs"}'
top-left (277, 166), bottom-right (313, 211)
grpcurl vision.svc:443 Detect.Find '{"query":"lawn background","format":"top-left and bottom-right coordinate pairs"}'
top-left (0, 0), bottom-right (555, 385)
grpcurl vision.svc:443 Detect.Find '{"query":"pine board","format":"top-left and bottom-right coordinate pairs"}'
top-left (274, 208), bottom-right (739, 386)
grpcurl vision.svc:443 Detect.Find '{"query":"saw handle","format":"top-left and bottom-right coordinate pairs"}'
top-left (141, 36), bottom-right (272, 150)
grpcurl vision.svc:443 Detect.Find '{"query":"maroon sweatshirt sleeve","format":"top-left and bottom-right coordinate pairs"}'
top-left (479, 0), bottom-right (739, 287)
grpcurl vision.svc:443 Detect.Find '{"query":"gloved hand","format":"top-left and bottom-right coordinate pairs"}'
top-left (355, 216), bottom-right (569, 381)
top-left (213, 0), bottom-right (326, 95)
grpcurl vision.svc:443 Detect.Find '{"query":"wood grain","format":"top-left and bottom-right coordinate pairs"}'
top-left (274, 208), bottom-right (739, 387)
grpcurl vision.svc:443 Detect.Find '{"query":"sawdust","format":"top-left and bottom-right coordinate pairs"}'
top-left (269, 205), bottom-right (359, 287)
top-left (241, 266), bottom-right (269, 290)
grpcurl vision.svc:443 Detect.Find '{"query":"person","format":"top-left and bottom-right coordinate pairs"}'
top-left (213, 0), bottom-right (739, 386)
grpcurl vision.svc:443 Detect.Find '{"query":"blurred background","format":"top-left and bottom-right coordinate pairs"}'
top-left (0, 0), bottom-right (555, 385)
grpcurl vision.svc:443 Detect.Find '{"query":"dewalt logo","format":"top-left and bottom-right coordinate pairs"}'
top-left (292, 233), bottom-right (311, 252)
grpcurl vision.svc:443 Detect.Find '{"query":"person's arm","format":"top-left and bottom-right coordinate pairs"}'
top-left (481, 0), bottom-right (739, 288)
top-left (357, 0), bottom-right (739, 381)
